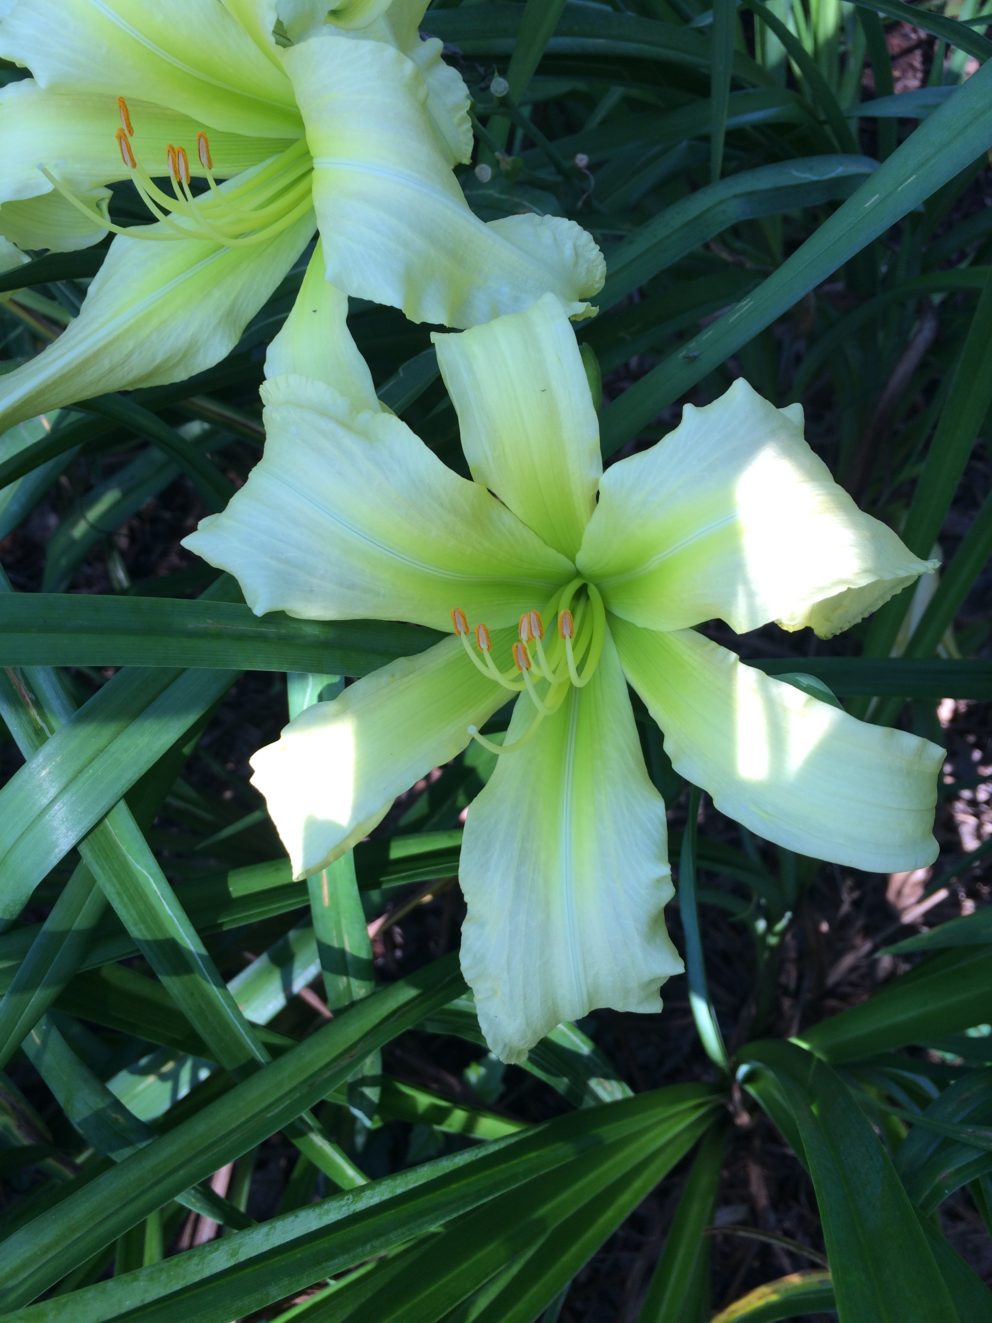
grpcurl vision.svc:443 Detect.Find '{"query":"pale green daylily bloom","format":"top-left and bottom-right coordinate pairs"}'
top-left (184, 294), bottom-right (944, 1064)
top-left (0, 0), bottom-right (604, 431)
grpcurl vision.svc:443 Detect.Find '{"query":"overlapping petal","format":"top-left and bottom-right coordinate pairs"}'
top-left (460, 631), bottom-right (683, 1063)
top-left (0, 201), bottom-right (314, 432)
top-left (0, 0), bottom-right (299, 136)
top-left (0, 188), bottom-right (111, 254)
top-left (263, 241), bottom-right (378, 409)
top-left (613, 618), bottom-right (944, 871)
top-left (184, 375), bottom-right (574, 632)
top-left (578, 380), bottom-right (937, 637)
top-left (434, 294), bottom-right (602, 560)
top-left (284, 30), bottom-right (605, 328)
top-left (251, 632), bottom-right (512, 878)
top-left (355, 0), bottom-right (473, 166)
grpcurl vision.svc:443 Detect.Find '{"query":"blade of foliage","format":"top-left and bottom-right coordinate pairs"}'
top-left (5, 1085), bottom-right (719, 1321)
top-left (895, 1069), bottom-right (992, 1213)
top-left (709, 1271), bottom-right (835, 1322)
top-left (799, 948), bottom-right (992, 1063)
top-left (0, 593), bottom-right (431, 673)
top-left (861, 269), bottom-right (992, 672)
top-left (600, 55), bottom-right (992, 451)
top-left (638, 1123), bottom-right (726, 1321)
top-left (600, 155), bottom-right (874, 308)
top-left (738, 1040), bottom-right (979, 1321)
top-left (0, 957), bottom-right (465, 1310)
top-left (884, 908), bottom-right (992, 956)
top-left (426, 5), bottom-right (773, 83)
top-left (332, 1113), bottom-right (717, 1323)
top-left (21, 1016), bottom-right (251, 1230)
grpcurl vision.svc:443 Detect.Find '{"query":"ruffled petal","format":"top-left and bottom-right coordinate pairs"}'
top-left (0, 204), bottom-right (314, 431)
top-left (459, 630), bottom-right (683, 1064)
top-left (434, 294), bottom-right (601, 560)
top-left (351, 1), bottom-right (473, 165)
top-left (184, 374), bottom-right (574, 632)
top-left (284, 30), bottom-right (604, 327)
top-left (251, 633), bottom-right (511, 877)
top-left (323, 0), bottom-right (398, 30)
top-left (578, 380), bottom-right (938, 637)
top-left (263, 241), bottom-right (378, 410)
top-left (0, 0), bottom-right (299, 136)
top-left (612, 619), bottom-right (944, 871)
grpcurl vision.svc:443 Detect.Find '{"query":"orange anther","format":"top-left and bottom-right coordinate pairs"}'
top-left (528, 609), bottom-right (544, 640)
top-left (512, 641), bottom-right (532, 672)
top-left (175, 145), bottom-right (191, 187)
top-left (518, 612), bottom-right (531, 643)
top-left (450, 607), bottom-right (469, 636)
top-left (116, 127), bottom-right (137, 170)
top-left (558, 609), bottom-right (574, 640)
top-left (197, 131), bottom-right (213, 172)
top-left (117, 96), bottom-right (134, 137)
top-left (476, 624), bottom-right (492, 653)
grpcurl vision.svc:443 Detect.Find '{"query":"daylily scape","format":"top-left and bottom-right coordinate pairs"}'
top-left (185, 294), bottom-right (945, 1063)
top-left (0, 0), bottom-right (603, 430)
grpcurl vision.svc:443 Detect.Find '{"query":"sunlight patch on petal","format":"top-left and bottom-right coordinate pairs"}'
top-left (613, 619), bottom-right (944, 872)
top-left (579, 380), bottom-right (937, 637)
top-left (251, 633), bottom-right (511, 877)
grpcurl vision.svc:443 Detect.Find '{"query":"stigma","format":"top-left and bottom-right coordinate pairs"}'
top-left (41, 96), bottom-right (313, 249)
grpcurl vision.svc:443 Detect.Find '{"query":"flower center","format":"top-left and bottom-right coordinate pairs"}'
top-left (450, 576), bottom-right (606, 755)
top-left (40, 96), bottom-right (313, 248)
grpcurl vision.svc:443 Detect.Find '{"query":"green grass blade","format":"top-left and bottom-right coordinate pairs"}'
top-left (710, 1271), bottom-right (834, 1321)
top-left (0, 864), bottom-right (107, 1069)
top-left (799, 948), bottom-right (992, 1063)
top-left (860, 268), bottom-right (992, 672)
top-left (22, 1016), bottom-right (252, 1230)
top-left (601, 154), bottom-right (874, 308)
top-left (739, 1040), bottom-right (970, 1321)
top-left (709, 0), bottom-right (738, 181)
top-left (4, 1085), bottom-right (718, 1321)
top-left (0, 593), bottom-right (432, 673)
top-left (842, 0), bottom-right (992, 59)
top-left (638, 1124), bottom-right (726, 1321)
top-left (0, 664), bottom-right (236, 922)
top-left (0, 957), bottom-right (465, 1310)
top-left (600, 56), bottom-right (992, 451)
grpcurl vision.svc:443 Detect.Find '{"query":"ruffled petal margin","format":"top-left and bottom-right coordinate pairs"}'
top-left (460, 630), bottom-right (682, 1063)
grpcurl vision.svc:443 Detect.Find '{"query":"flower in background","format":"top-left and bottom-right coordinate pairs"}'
top-left (0, 0), bottom-right (604, 430)
top-left (184, 294), bottom-right (944, 1064)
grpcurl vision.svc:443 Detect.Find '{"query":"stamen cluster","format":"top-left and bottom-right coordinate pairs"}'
top-left (41, 97), bottom-right (312, 248)
top-left (450, 577), bottom-right (606, 754)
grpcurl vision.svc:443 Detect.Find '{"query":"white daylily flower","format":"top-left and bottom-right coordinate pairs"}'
top-left (0, 0), bottom-right (604, 429)
top-left (184, 294), bottom-right (944, 1063)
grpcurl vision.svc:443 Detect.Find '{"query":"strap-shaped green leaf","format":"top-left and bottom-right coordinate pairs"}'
top-left (738, 1040), bottom-right (986, 1321)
